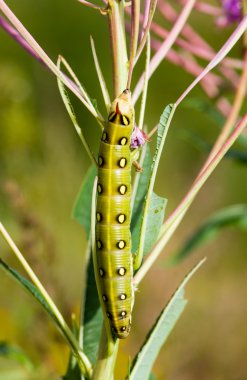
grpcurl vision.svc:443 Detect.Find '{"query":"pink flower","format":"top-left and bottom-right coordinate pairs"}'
top-left (131, 126), bottom-right (149, 148)
top-left (221, 0), bottom-right (242, 23)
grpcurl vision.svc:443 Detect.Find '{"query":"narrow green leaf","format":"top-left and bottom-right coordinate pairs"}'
top-left (73, 167), bottom-right (102, 363)
top-left (129, 259), bottom-right (205, 380)
top-left (63, 317), bottom-right (82, 380)
top-left (182, 98), bottom-right (224, 126)
top-left (179, 129), bottom-right (247, 165)
top-left (225, 149), bottom-right (247, 164)
top-left (131, 144), bottom-right (167, 258)
top-left (134, 104), bottom-right (175, 269)
top-left (57, 57), bottom-right (98, 165)
top-left (0, 342), bottom-right (34, 370)
top-left (0, 259), bottom-right (58, 323)
top-left (131, 145), bottom-right (152, 253)
top-left (90, 36), bottom-right (111, 112)
top-left (182, 98), bottom-right (247, 149)
top-left (0, 260), bottom-right (92, 377)
top-left (171, 204), bottom-right (247, 264)
top-left (72, 165), bottom-right (97, 239)
top-left (82, 254), bottom-right (103, 364)
top-left (143, 193), bottom-right (167, 256)
top-left (62, 364), bottom-right (82, 380)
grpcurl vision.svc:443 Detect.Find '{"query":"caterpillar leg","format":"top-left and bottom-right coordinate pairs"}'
top-left (132, 160), bottom-right (143, 172)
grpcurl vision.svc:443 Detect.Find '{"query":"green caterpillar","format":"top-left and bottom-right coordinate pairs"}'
top-left (95, 89), bottom-right (135, 338)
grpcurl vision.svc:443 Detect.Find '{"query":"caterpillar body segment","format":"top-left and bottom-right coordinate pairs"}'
top-left (96, 90), bottom-right (134, 339)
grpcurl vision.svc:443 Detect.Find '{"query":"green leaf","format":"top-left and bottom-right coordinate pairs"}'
top-left (129, 259), bottom-right (205, 380)
top-left (72, 165), bottom-right (97, 239)
top-left (143, 193), bottom-right (167, 256)
top-left (171, 204), bottom-right (247, 264)
top-left (82, 254), bottom-right (103, 364)
top-left (0, 342), bottom-right (34, 370)
top-left (0, 259), bottom-right (58, 323)
top-left (63, 318), bottom-right (82, 380)
top-left (73, 166), bottom-right (102, 363)
top-left (148, 374), bottom-right (157, 380)
top-left (179, 129), bottom-right (247, 165)
top-left (131, 145), bottom-right (152, 252)
top-left (182, 98), bottom-right (224, 126)
top-left (134, 104), bottom-right (175, 269)
top-left (225, 149), bottom-right (247, 164)
top-left (57, 56), bottom-right (97, 165)
top-left (0, 259), bottom-right (92, 377)
top-left (182, 97), bottom-right (247, 150)
top-left (62, 364), bottom-right (82, 380)
top-left (90, 36), bottom-right (111, 112)
top-left (131, 146), bottom-right (167, 261)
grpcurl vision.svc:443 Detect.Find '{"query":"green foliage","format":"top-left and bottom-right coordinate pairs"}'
top-left (182, 98), bottom-right (224, 126)
top-left (129, 260), bottom-right (205, 380)
top-left (63, 318), bottom-right (82, 380)
top-left (182, 98), bottom-right (247, 161)
top-left (72, 164), bottom-right (102, 364)
top-left (82, 253), bottom-right (103, 364)
top-left (171, 204), bottom-right (247, 264)
top-left (0, 342), bottom-right (34, 371)
top-left (179, 129), bottom-right (247, 164)
top-left (72, 165), bottom-right (97, 238)
top-left (133, 104), bottom-right (175, 269)
top-left (0, 258), bottom-right (90, 376)
top-left (131, 145), bottom-right (152, 252)
top-left (63, 363), bottom-right (82, 380)
top-left (131, 147), bottom-right (167, 260)
top-left (0, 259), bottom-right (58, 323)
top-left (144, 193), bottom-right (167, 256)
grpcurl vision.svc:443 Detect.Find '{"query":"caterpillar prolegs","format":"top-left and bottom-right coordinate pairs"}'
top-left (96, 89), bottom-right (135, 339)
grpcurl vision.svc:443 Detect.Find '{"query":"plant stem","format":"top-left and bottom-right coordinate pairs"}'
top-left (0, 222), bottom-right (93, 379)
top-left (108, 0), bottom-right (128, 97)
top-left (92, 327), bottom-right (119, 380)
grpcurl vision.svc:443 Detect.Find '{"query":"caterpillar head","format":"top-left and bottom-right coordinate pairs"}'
top-left (108, 89), bottom-right (134, 126)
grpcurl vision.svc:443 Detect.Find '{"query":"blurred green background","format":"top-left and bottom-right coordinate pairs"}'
top-left (0, 1), bottom-right (247, 379)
